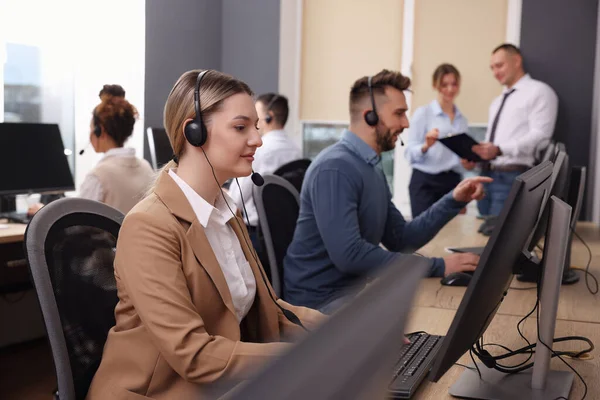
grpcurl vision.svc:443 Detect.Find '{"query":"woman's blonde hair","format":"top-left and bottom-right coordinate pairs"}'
top-left (147, 69), bottom-right (253, 192)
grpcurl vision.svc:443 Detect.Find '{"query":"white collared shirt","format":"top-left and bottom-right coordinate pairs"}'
top-left (79, 147), bottom-right (138, 202)
top-left (485, 74), bottom-right (558, 167)
top-left (168, 169), bottom-right (256, 323)
top-left (228, 129), bottom-right (301, 226)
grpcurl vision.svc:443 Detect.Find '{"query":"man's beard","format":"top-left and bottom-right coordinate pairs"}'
top-left (375, 125), bottom-right (400, 153)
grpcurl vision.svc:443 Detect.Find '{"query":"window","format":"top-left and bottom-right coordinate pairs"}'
top-left (302, 121), bottom-right (395, 193)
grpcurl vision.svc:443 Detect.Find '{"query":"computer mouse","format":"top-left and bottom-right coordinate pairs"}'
top-left (440, 271), bottom-right (473, 287)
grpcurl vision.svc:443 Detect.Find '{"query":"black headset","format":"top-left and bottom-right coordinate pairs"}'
top-left (263, 94), bottom-right (280, 124)
top-left (365, 75), bottom-right (379, 127)
top-left (92, 113), bottom-right (102, 137)
top-left (184, 69), bottom-right (210, 147)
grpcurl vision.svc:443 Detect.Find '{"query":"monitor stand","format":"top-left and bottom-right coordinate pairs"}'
top-left (449, 197), bottom-right (574, 400)
top-left (516, 241), bottom-right (579, 285)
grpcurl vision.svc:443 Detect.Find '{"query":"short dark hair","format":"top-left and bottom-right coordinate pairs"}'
top-left (257, 93), bottom-right (289, 127)
top-left (492, 43), bottom-right (521, 56)
top-left (349, 69), bottom-right (411, 117)
top-left (432, 63), bottom-right (460, 88)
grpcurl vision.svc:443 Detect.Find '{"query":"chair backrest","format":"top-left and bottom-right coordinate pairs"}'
top-left (273, 158), bottom-right (312, 193)
top-left (24, 198), bottom-right (124, 400)
top-left (253, 175), bottom-right (300, 298)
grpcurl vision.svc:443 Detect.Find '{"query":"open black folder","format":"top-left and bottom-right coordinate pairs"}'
top-left (438, 133), bottom-right (482, 162)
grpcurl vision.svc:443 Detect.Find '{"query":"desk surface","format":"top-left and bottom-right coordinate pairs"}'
top-left (416, 216), bottom-right (600, 324)
top-left (408, 306), bottom-right (598, 399)
top-left (0, 222), bottom-right (27, 244)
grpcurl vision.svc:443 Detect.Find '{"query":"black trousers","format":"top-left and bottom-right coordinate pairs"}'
top-left (409, 169), bottom-right (461, 218)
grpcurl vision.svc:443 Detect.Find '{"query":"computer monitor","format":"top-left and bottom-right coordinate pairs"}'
top-left (516, 150), bottom-right (569, 283)
top-left (429, 161), bottom-right (553, 382)
top-left (144, 127), bottom-right (173, 170)
top-left (438, 195), bottom-right (574, 399)
top-left (227, 256), bottom-right (430, 400)
top-left (525, 150), bottom-right (569, 254)
top-left (538, 141), bottom-right (556, 164)
top-left (562, 166), bottom-right (586, 284)
top-left (0, 123), bottom-right (75, 196)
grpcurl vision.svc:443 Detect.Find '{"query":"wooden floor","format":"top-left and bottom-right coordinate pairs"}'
top-left (0, 339), bottom-right (56, 399)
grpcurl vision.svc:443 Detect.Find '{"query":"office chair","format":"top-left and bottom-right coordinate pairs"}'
top-left (24, 198), bottom-right (124, 400)
top-left (273, 158), bottom-right (312, 193)
top-left (253, 175), bottom-right (300, 298)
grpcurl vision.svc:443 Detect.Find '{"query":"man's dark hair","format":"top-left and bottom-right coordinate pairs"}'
top-left (492, 43), bottom-right (521, 56)
top-left (257, 93), bottom-right (289, 127)
top-left (349, 69), bottom-right (411, 117)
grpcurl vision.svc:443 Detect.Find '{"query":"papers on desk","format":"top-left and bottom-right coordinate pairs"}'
top-left (0, 224), bottom-right (9, 229)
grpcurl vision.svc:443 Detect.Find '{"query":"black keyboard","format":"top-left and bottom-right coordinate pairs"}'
top-left (388, 332), bottom-right (444, 399)
top-left (0, 211), bottom-right (31, 224)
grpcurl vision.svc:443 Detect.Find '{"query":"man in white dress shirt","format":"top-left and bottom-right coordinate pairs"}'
top-left (229, 93), bottom-right (302, 253)
top-left (473, 43), bottom-right (558, 216)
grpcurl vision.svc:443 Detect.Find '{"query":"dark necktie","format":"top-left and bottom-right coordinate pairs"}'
top-left (489, 88), bottom-right (516, 144)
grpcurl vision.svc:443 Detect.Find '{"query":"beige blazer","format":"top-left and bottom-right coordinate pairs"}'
top-left (86, 170), bottom-right (323, 400)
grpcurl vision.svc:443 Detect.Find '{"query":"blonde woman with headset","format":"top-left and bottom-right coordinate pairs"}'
top-left (86, 70), bottom-right (324, 400)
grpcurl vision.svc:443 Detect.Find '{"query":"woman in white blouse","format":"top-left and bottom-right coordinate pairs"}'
top-left (87, 69), bottom-right (324, 400)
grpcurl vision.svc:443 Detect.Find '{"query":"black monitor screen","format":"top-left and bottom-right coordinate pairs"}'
top-left (429, 161), bottom-right (553, 382)
top-left (145, 127), bottom-right (173, 170)
top-left (527, 151), bottom-right (569, 251)
top-left (0, 123), bottom-right (75, 195)
top-left (566, 166), bottom-right (585, 229)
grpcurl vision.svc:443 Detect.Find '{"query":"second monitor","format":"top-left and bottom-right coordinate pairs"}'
top-left (144, 127), bottom-right (173, 170)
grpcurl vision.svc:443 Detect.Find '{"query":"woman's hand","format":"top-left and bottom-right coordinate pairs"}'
top-left (461, 159), bottom-right (477, 170)
top-left (421, 128), bottom-right (439, 153)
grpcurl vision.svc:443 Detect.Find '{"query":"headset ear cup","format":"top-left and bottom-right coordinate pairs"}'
top-left (265, 114), bottom-right (272, 124)
top-left (94, 124), bottom-right (101, 137)
top-left (365, 110), bottom-right (379, 127)
top-left (184, 120), bottom-right (207, 147)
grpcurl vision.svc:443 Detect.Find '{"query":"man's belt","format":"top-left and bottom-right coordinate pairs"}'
top-left (485, 164), bottom-right (530, 173)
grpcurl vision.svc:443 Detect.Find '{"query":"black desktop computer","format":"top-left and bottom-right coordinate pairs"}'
top-left (144, 127), bottom-right (173, 170)
top-left (426, 160), bottom-right (578, 399)
top-left (517, 151), bottom-right (585, 284)
top-left (0, 123), bottom-right (75, 223)
top-left (430, 195), bottom-right (574, 399)
top-left (562, 166), bottom-right (586, 283)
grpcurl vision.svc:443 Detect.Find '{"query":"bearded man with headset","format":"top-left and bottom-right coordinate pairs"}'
top-left (284, 69), bottom-right (492, 314)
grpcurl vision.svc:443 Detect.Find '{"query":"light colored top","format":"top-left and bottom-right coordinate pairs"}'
top-left (404, 100), bottom-right (468, 175)
top-left (228, 129), bottom-right (302, 226)
top-left (168, 169), bottom-right (256, 323)
top-left (79, 147), bottom-right (155, 214)
top-left (486, 74), bottom-right (558, 167)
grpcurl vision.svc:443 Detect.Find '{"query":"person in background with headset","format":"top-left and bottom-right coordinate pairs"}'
top-left (26, 85), bottom-right (154, 216)
top-left (228, 93), bottom-right (301, 252)
top-left (86, 70), bottom-right (324, 400)
top-left (404, 63), bottom-right (476, 218)
top-left (79, 84), bottom-right (155, 214)
top-left (284, 69), bottom-right (491, 314)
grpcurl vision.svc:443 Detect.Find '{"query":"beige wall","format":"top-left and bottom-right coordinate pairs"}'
top-left (300, 0), bottom-right (404, 121)
top-left (412, 0), bottom-right (508, 123)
